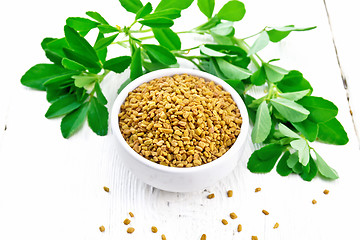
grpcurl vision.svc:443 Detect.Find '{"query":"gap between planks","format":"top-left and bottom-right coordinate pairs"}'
top-left (322, 0), bottom-right (360, 147)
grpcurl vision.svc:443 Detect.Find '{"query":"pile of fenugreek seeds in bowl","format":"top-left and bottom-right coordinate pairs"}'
top-left (118, 74), bottom-right (242, 168)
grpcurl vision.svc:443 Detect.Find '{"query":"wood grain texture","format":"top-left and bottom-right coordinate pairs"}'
top-left (0, 0), bottom-right (359, 240)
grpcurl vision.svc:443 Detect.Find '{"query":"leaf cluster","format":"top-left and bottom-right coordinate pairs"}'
top-left (20, 0), bottom-right (348, 181)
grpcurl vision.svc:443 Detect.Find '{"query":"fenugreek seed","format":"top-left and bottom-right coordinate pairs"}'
top-left (161, 234), bottom-right (166, 240)
top-left (201, 234), bottom-right (207, 240)
top-left (323, 189), bottom-right (329, 195)
top-left (252, 236), bottom-right (258, 240)
top-left (312, 199), bottom-right (317, 204)
top-left (227, 190), bottom-right (233, 197)
top-left (127, 227), bottom-right (135, 234)
top-left (207, 193), bottom-right (215, 199)
top-left (194, 160), bottom-right (202, 166)
top-left (237, 224), bottom-right (242, 232)
top-left (123, 218), bottom-right (131, 225)
top-left (129, 212), bottom-right (134, 217)
top-left (151, 226), bottom-right (158, 233)
top-left (99, 225), bottom-right (105, 232)
top-left (119, 74), bottom-right (242, 168)
top-left (273, 222), bottom-right (279, 229)
top-left (103, 186), bottom-right (109, 192)
top-left (222, 219), bottom-right (228, 225)
top-left (255, 187), bottom-right (261, 192)
top-left (230, 212), bottom-right (237, 219)
top-left (262, 210), bottom-right (269, 215)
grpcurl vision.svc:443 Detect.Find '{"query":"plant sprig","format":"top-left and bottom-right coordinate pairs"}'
top-left (21, 0), bottom-right (348, 181)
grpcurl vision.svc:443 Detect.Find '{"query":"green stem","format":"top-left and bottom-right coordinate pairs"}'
top-left (176, 55), bottom-right (205, 71)
top-left (241, 27), bottom-right (267, 40)
top-left (129, 29), bottom-right (152, 33)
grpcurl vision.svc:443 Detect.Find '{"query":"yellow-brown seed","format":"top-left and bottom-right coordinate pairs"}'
top-left (312, 199), bottom-right (317, 204)
top-left (255, 187), bottom-right (261, 192)
top-left (151, 226), bottom-right (158, 233)
top-left (123, 218), bottom-right (131, 225)
top-left (262, 210), bottom-right (269, 215)
top-left (230, 212), bottom-right (237, 219)
top-left (227, 190), bottom-right (233, 197)
top-left (323, 189), bottom-right (330, 195)
top-left (127, 227), bottom-right (135, 234)
top-left (129, 212), bottom-right (134, 217)
top-left (207, 193), bottom-right (215, 199)
top-left (252, 236), bottom-right (258, 240)
top-left (99, 225), bottom-right (105, 232)
top-left (273, 222), bottom-right (279, 229)
top-left (118, 74), bottom-right (242, 168)
top-left (222, 219), bottom-right (228, 225)
top-left (161, 234), bottom-right (167, 240)
top-left (201, 234), bottom-right (207, 240)
top-left (103, 186), bottom-right (109, 192)
top-left (237, 224), bottom-right (242, 232)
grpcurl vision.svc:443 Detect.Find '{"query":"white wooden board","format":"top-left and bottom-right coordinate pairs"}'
top-left (1, 0), bottom-right (359, 239)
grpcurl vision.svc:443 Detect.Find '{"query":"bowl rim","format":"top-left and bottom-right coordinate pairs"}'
top-left (111, 68), bottom-right (249, 173)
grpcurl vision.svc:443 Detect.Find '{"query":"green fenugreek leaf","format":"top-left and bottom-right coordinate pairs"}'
top-left (139, 17), bottom-right (174, 28)
top-left (103, 56), bottom-right (131, 74)
top-left (61, 102), bottom-right (90, 138)
top-left (64, 25), bottom-right (99, 63)
top-left (152, 28), bottom-right (181, 50)
top-left (21, 64), bottom-right (78, 91)
top-left (247, 144), bottom-right (284, 173)
top-left (93, 33), bottom-right (119, 51)
top-left (94, 82), bottom-right (108, 105)
top-left (276, 151), bottom-right (292, 176)
top-left (45, 94), bottom-right (82, 119)
top-left (317, 118), bottom-right (349, 145)
top-left (87, 97), bottom-right (108, 136)
top-left (86, 11), bottom-right (109, 24)
top-left (247, 31), bottom-right (269, 56)
top-left (217, 0), bottom-right (246, 22)
top-left (251, 101), bottom-right (271, 143)
top-left (136, 2), bottom-right (153, 20)
top-left (197, 0), bottom-right (215, 19)
top-left (130, 47), bottom-right (143, 80)
top-left (155, 0), bottom-right (194, 11)
top-left (142, 44), bottom-right (177, 65)
top-left (313, 150), bottom-right (339, 179)
top-left (270, 98), bottom-right (310, 122)
top-left (119, 0), bottom-right (143, 14)
top-left (66, 17), bottom-right (98, 36)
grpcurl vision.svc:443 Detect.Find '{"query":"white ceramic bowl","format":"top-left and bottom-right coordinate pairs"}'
top-left (111, 68), bottom-right (249, 192)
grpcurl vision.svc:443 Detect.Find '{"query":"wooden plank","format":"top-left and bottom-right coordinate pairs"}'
top-left (323, 0), bottom-right (360, 146)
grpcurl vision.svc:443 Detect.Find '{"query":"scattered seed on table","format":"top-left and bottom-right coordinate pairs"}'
top-left (262, 210), bottom-right (269, 215)
top-left (129, 212), bottom-right (134, 217)
top-left (151, 226), bottom-right (158, 233)
top-left (255, 187), bottom-right (261, 192)
top-left (103, 186), bottom-right (109, 192)
top-left (323, 189), bottom-right (329, 195)
top-left (161, 234), bottom-right (167, 240)
top-left (230, 212), bottom-right (237, 219)
top-left (207, 193), bottom-right (215, 199)
top-left (227, 190), bottom-right (233, 197)
top-left (312, 199), bottom-right (317, 204)
top-left (99, 225), bottom-right (105, 232)
top-left (252, 236), bottom-right (258, 240)
top-left (222, 219), bottom-right (228, 225)
top-left (237, 224), bottom-right (242, 232)
top-left (201, 234), bottom-right (207, 240)
top-left (273, 222), bottom-right (279, 229)
top-left (127, 227), bottom-right (135, 234)
top-left (123, 218), bottom-right (131, 225)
